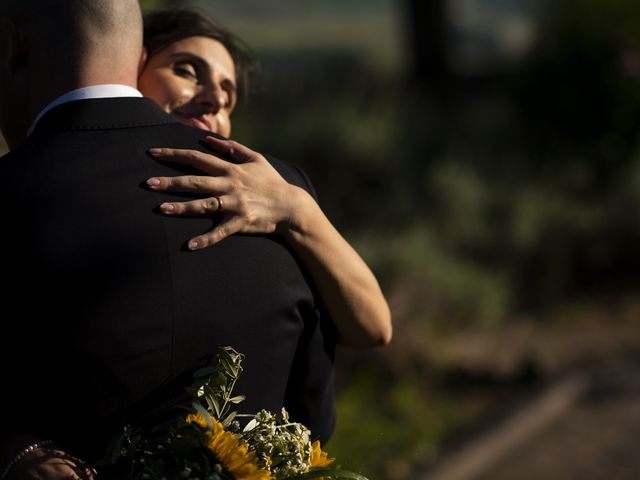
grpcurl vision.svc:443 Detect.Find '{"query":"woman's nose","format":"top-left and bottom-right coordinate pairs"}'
top-left (197, 84), bottom-right (226, 113)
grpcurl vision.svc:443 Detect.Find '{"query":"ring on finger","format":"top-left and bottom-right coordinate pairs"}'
top-left (215, 196), bottom-right (223, 212)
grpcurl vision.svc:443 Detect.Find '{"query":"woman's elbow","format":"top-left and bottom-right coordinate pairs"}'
top-left (369, 305), bottom-right (392, 346)
top-left (375, 314), bottom-right (393, 346)
top-left (336, 303), bottom-right (393, 348)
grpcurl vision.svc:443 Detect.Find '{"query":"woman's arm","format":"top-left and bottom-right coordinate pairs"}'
top-left (281, 185), bottom-right (392, 347)
top-left (146, 136), bottom-right (392, 348)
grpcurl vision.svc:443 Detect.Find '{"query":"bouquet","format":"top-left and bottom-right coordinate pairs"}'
top-left (101, 347), bottom-right (367, 480)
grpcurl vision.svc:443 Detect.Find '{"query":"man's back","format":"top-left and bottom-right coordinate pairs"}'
top-left (0, 98), bottom-right (335, 460)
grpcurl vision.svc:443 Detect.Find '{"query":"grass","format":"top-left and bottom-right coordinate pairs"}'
top-left (326, 366), bottom-right (508, 480)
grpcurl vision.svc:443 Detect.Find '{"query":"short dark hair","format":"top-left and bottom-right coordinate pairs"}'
top-left (143, 8), bottom-right (257, 102)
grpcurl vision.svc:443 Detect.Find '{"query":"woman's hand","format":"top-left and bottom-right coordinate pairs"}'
top-left (146, 136), bottom-right (306, 250)
top-left (7, 447), bottom-right (96, 479)
top-left (146, 136), bottom-right (392, 347)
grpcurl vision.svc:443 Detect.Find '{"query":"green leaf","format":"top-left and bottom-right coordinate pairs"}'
top-left (229, 395), bottom-right (246, 404)
top-left (222, 410), bottom-right (237, 427)
top-left (205, 393), bottom-right (221, 418)
top-left (285, 469), bottom-right (370, 480)
top-left (185, 386), bottom-right (200, 397)
top-left (204, 384), bottom-right (218, 396)
top-left (204, 395), bottom-right (220, 418)
top-left (216, 373), bottom-right (228, 386)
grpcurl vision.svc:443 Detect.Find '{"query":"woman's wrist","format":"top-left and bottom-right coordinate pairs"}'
top-left (0, 440), bottom-right (55, 480)
top-left (277, 185), bottom-right (321, 240)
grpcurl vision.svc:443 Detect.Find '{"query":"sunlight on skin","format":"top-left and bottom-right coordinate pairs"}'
top-left (138, 36), bottom-right (237, 138)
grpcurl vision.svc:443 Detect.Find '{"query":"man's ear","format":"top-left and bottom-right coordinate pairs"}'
top-left (137, 46), bottom-right (148, 78)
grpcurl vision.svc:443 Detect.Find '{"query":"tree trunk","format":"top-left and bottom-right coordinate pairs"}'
top-left (406, 0), bottom-right (450, 89)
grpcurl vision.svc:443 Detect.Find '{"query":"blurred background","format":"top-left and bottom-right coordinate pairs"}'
top-left (12, 0), bottom-right (640, 478)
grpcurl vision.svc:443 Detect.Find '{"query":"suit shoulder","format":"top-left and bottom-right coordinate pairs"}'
top-left (0, 141), bottom-right (40, 186)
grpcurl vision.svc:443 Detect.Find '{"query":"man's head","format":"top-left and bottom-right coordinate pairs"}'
top-left (0, 0), bottom-right (143, 149)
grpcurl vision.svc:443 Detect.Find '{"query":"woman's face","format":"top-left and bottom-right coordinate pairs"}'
top-left (138, 36), bottom-right (237, 137)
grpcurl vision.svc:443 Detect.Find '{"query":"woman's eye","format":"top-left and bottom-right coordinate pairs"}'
top-left (173, 64), bottom-right (197, 80)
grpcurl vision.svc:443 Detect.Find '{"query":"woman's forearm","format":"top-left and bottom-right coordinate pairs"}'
top-left (282, 186), bottom-right (392, 348)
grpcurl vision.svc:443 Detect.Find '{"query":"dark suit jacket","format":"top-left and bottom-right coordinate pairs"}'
top-left (0, 97), bottom-right (335, 463)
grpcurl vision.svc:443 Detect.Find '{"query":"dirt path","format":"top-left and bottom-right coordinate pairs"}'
top-left (479, 358), bottom-right (640, 480)
top-left (420, 356), bottom-right (640, 480)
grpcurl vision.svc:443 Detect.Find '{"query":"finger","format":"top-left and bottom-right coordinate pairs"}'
top-left (188, 215), bottom-right (246, 250)
top-left (148, 147), bottom-right (232, 175)
top-left (159, 196), bottom-right (224, 216)
top-left (146, 175), bottom-right (230, 194)
top-left (205, 136), bottom-right (257, 164)
top-left (160, 193), bottom-right (241, 217)
top-left (59, 452), bottom-right (94, 480)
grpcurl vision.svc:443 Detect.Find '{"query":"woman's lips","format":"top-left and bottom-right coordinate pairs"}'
top-left (176, 114), bottom-right (212, 132)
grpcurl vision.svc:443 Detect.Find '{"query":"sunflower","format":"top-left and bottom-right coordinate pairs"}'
top-left (186, 412), bottom-right (272, 480)
top-left (309, 440), bottom-right (335, 468)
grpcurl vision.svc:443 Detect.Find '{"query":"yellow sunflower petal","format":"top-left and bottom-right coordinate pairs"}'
top-left (310, 440), bottom-right (335, 468)
top-left (186, 412), bottom-right (212, 429)
top-left (203, 417), bottom-right (272, 480)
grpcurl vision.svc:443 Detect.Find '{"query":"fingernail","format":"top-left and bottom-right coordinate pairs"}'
top-left (146, 178), bottom-right (160, 187)
top-left (188, 239), bottom-right (200, 250)
top-left (148, 148), bottom-right (162, 155)
top-left (160, 203), bottom-right (175, 212)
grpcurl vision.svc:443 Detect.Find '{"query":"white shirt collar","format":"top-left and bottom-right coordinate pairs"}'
top-left (27, 84), bottom-right (143, 136)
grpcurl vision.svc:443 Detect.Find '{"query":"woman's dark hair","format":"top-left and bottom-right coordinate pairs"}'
top-left (143, 8), bottom-right (257, 102)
